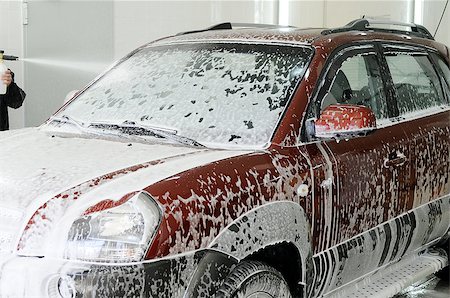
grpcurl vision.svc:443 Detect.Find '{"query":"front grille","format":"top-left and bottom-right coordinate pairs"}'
top-left (0, 206), bottom-right (24, 254)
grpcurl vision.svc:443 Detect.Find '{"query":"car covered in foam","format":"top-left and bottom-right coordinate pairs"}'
top-left (0, 19), bottom-right (449, 298)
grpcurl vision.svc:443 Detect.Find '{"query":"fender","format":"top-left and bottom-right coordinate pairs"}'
top-left (207, 201), bottom-right (313, 287)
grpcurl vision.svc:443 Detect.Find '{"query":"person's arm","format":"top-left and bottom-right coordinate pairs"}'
top-left (2, 69), bottom-right (26, 109)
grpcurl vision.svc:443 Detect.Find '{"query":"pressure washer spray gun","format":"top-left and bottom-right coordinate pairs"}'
top-left (0, 50), bottom-right (19, 95)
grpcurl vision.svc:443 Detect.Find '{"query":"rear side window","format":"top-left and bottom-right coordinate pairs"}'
top-left (385, 53), bottom-right (445, 115)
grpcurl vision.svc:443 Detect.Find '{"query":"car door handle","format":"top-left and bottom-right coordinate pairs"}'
top-left (384, 153), bottom-right (407, 168)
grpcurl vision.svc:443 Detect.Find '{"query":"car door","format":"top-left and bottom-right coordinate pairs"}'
top-left (381, 45), bottom-right (450, 245)
top-left (303, 44), bottom-right (413, 296)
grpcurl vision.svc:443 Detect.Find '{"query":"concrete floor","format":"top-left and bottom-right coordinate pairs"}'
top-left (395, 274), bottom-right (449, 298)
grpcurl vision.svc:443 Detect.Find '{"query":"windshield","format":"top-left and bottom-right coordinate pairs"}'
top-left (53, 43), bottom-right (313, 148)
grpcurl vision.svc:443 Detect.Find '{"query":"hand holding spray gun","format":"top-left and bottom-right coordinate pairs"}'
top-left (0, 50), bottom-right (19, 95)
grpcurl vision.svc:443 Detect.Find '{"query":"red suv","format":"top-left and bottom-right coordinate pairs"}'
top-left (0, 19), bottom-right (448, 298)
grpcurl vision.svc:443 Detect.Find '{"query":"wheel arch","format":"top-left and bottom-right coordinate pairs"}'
top-left (245, 241), bottom-right (305, 296)
top-left (208, 201), bottom-right (312, 295)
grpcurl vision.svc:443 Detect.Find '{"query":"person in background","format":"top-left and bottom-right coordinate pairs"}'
top-left (0, 69), bottom-right (26, 131)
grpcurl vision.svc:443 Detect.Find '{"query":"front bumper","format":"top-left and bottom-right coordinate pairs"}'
top-left (0, 250), bottom-right (237, 297)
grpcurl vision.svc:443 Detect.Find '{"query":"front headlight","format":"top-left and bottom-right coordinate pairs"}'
top-left (64, 192), bottom-right (161, 263)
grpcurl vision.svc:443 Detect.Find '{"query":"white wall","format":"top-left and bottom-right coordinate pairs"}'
top-left (23, 1), bottom-right (114, 126)
top-left (280, 0), bottom-right (325, 27)
top-left (422, 0), bottom-right (449, 46)
top-left (0, 0), bottom-right (25, 129)
top-left (113, 1), bottom-right (278, 59)
top-left (281, 0), bottom-right (414, 28)
top-left (112, 0), bottom-right (448, 62)
top-left (325, 0), bottom-right (414, 26)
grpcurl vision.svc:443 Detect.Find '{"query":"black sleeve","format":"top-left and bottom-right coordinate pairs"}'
top-left (4, 71), bottom-right (26, 109)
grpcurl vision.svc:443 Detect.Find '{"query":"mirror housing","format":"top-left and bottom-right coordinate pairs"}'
top-left (314, 104), bottom-right (377, 139)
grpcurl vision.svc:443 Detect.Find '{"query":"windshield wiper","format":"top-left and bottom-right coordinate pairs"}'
top-left (89, 121), bottom-right (205, 148)
top-left (50, 115), bottom-right (88, 130)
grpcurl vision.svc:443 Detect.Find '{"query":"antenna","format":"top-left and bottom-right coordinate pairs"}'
top-left (434, 0), bottom-right (449, 37)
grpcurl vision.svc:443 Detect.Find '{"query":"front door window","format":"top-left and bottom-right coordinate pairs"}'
top-left (321, 53), bottom-right (388, 120)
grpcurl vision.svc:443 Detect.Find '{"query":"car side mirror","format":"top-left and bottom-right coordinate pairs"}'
top-left (314, 104), bottom-right (377, 139)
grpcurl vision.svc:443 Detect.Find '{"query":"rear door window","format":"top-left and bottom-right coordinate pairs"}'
top-left (384, 52), bottom-right (446, 115)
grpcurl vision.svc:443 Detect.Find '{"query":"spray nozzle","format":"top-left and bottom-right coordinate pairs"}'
top-left (0, 50), bottom-right (19, 61)
top-left (3, 55), bottom-right (19, 61)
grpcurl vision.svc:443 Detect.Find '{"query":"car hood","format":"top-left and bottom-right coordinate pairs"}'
top-left (0, 128), bottom-right (202, 210)
top-left (0, 127), bottom-right (250, 254)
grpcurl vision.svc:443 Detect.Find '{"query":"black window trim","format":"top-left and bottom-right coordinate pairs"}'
top-left (429, 52), bottom-right (450, 103)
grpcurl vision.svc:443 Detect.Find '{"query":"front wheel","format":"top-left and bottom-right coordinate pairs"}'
top-left (435, 240), bottom-right (449, 280)
top-left (215, 261), bottom-right (292, 298)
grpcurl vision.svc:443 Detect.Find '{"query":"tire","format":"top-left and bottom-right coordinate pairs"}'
top-left (215, 261), bottom-right (292, 298)
top-left (436, 266), bottom-right (449, 280)
top-left (435, 240), bottom-right (449, 280)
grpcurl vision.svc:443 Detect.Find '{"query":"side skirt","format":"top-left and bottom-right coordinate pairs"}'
top-left (324, 247), bottom-right (448, 298)
top-left (309, 194), bottom-right (450, 298)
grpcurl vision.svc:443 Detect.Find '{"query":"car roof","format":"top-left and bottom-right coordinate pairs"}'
top-left (151, 22), bottom-right (450, 64)
top-left (154, 27), bottom-right (325, 45)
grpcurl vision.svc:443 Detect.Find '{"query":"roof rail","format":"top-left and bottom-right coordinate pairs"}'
top-left (231, 23), bottom-right (296, 29)
top-left (176, 23), bottom-right (295, 36)
top-left (321, 18), bottom-right (434, 40)
top-left (176, 23), bottom-right (232, 36)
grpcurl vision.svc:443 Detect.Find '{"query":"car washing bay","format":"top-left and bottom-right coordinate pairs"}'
top-left (0, 1), bottom-right (449, 298)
